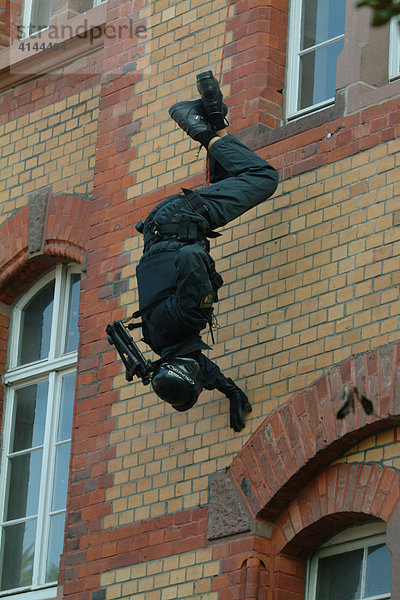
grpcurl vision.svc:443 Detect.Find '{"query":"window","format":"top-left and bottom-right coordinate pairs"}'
top-left (306, 522), bottom-right (392, 600)
top-left (286, 0), bottom-right (346, 118)
top-left (20, 0), bottom-right (107, 39)
top-left (389, 16), bottom-right (400, 80)
top-left (0, 265), bottom-right (80, 599)
top-left (20, 0), bottom-right (52, 38)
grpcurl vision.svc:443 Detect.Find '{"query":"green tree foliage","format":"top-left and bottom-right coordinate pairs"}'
top-left (357, 0), bottom-right (400, 26)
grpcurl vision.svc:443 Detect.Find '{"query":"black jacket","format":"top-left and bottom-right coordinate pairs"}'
top-left (136, 239), bottom-right (223, 357)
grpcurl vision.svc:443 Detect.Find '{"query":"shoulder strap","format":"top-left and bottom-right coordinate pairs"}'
top-left (132, 294), bottom-right (170, 319)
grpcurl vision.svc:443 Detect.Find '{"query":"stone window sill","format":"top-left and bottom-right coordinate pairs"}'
top-left (238, 74), bottom-right (400, 152)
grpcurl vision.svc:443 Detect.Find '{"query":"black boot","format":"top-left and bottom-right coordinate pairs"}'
top-left (169, 100), bottom-right (214, 140)
top-left (215, 376), bottom-right (252, 432)
top-left (196, 70), bottom-right (224, 118)
top-left (169, 99), bottom-right (228, 137)
top-left (195, 97), bottom-right (228, 125)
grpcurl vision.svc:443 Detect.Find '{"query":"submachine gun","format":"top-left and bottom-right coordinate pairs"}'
top-left (106, 318), bottom-right (157, 385)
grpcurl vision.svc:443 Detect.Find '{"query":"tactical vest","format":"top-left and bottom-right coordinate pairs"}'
top-left (136, 188), bottom-right (220, 250)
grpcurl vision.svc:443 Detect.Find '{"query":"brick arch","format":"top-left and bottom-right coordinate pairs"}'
top-left (0, 194), bottom-right (90, 303)
top-left (274, 462), bottom-right (400, 556)
top-left (230, 343), bottom-right (400, 521)
top-left (269, 462), bottom-right (400, 600)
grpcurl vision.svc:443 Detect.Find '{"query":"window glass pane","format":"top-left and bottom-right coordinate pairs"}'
top-left (299, 39), bottom-right (344, 110)
top-left (51, 442), bottom-right (71, 512)
top-left (18, 280), bottom-right (55, 365)
top-left (29, 0), bottom-right (51, 35)
top-left (13, 381), bottom-right (48, 452)
top-left (45, 513), bottom-right (66, 583)
top-left (316, 549), bottom-right (363, 600)
top-left (7, 450), bottom-right (43, 520)
top-left (365, 543), bottom-right (392, 597)
top-left (302, 0), bottom-right (346, 49)
top-left (65, 274), bottom-right (81, 353)
top-left (58, 372), bottom-right (76, 442)
top-left (0, 519), bottom-right (36, 591)
top-left (390, 17), bottom-right (400, 79)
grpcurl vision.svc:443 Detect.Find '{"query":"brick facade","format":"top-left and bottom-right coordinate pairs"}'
top-left (1, 0), bottom-right (400, 599)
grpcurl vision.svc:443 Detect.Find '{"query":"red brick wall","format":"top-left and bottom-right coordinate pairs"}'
top-left (226, 0), bottom-right (288, 129)
top-left (60, 2), bottom-right (146, 597)
top-left (0, 0), bottom-right (21, 47)
top-left (0, 57), bottom-right (102, 125)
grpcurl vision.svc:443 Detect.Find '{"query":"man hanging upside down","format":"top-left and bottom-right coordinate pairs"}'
top-left (108, 71), bottom-right (279, 431)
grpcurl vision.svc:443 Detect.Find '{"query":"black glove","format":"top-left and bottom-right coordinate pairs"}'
top-left (229, 389), bottom-right (252, 432)
top-left (214, 375), bottom-right (252, 432)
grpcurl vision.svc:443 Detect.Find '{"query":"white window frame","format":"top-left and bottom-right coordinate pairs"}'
top-left (0, 264), bottom-right (80, 600)
top-left (306, 522), bottom-right (391, 600)
top-left (389, 16), bottom-right (400, 80)
top-left (286, 0), bottom-right (345, 119)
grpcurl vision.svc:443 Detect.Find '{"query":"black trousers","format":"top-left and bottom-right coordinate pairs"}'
top-left (140, 134), bottom-right (278, 391)
top-left (195, 133), bottom-right (278, 228)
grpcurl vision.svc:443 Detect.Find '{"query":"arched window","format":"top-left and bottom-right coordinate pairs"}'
top-left (0, 264), bottom-right (80, 599)
top-left (306, 522), bottom-right (392, 600)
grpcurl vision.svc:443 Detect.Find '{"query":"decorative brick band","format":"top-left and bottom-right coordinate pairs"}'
top-left (230, 343), bottom-right (400, 520)
top-left (61, 507), bottom-right (208, 597)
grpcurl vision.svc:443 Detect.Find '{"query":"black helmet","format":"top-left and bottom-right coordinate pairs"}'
top-left (151, 357), bottom-right (202, 411)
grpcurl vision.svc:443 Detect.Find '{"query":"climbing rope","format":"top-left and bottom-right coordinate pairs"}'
top-left (203, 1), bottom-right (230, 185)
